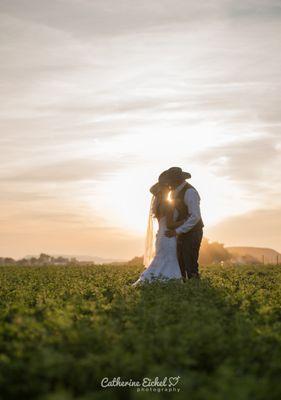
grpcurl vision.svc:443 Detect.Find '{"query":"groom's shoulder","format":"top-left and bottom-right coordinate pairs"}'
top-left (185, 183), bottom-right (197, 193)
top-left (185, 185), bottom-right (201, 199)
top-left (178, 183), bottom-right (200, 198)
top-left (186, 187), bottom-right (198, 195)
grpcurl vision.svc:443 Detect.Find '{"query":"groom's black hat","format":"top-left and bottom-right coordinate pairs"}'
top-left (150, 167), bottom-right (191, 194)
top-left (159, 167), bottom-right (191, 184)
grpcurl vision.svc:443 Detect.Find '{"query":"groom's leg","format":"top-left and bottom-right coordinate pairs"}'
top-left (177, 238), bottom-right (187, 280)
top-left (181, 229), bottom-right (203, 279)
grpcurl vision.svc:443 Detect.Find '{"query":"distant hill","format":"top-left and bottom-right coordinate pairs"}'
top-left (24, 254), bottom-right (126, 264)
top-left (227, 247), bottom-right (281, 264)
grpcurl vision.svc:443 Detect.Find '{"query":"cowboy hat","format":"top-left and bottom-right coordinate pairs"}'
top-left (150, 167), bottom-right (191, 195)
top-left (159, 167), bottom-right (191, 184)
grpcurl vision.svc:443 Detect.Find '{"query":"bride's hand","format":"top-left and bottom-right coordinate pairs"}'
top-left (165, 230), bottom-right (176, 238)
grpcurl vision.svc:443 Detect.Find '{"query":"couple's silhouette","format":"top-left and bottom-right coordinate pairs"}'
top-left (133, 167), bottom-right (204, 285)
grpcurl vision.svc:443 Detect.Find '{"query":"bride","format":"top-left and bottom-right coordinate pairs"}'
top-left (133, 178), bottom-right (186, 285)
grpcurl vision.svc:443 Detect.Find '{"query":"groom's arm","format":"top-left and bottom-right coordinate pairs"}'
top-left (175, 189), bottom-right (201, 235)
top-left (165, 202), bottom-right (186, 230)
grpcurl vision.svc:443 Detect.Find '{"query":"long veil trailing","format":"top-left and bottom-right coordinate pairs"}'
top-left (143, 196), bottom-right (157, 268)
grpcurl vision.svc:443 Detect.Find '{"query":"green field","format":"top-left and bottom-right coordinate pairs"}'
top-left (0, 264), bottom-right (280, 400)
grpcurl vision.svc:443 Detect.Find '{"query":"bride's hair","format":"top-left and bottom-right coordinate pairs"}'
top-left (152, 191), bottom-right (167, 219)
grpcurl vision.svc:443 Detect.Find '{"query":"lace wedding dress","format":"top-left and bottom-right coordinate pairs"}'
top-left (133, 214), bottom-right (182, 285)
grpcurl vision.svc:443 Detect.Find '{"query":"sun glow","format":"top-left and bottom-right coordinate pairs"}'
top-left (85, 159), bottom-right (258, 240)
top-left (167, 191), bottom-right (173, 202)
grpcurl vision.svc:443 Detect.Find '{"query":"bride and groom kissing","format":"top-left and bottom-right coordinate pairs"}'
top-left (134, 167), bottom-right (204, 285)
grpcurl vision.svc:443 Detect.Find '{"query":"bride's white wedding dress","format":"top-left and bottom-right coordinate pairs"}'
top-left (133, 216), bottom-right (182, 285)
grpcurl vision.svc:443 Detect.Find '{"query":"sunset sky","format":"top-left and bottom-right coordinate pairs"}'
top-left (0, 0), bottom-right (280, 259)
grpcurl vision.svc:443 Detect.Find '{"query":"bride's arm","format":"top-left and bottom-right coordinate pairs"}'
top-left (165, 203), bottom-right (186, 230)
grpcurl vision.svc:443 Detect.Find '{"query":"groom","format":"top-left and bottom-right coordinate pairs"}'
top-left (162, 167), bottom-right (204, 280)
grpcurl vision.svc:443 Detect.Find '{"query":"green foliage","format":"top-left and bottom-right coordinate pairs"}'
top-left (0, 264), bottom-right (280, 400)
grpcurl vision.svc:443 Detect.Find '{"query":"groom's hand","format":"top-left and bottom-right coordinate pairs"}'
top-left (165, 229), bottom-right (176, 238)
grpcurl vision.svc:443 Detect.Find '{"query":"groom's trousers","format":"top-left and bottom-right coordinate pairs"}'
top-left (177, 228), bottom-right (203, 279)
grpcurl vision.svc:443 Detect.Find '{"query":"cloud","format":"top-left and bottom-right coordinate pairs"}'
top-left (0, 1), bottom-right (233, 38)
top-left (0, 158), bottom-right (128, 183)
top-left (0, 190), bottom-right (54, 202)
top-left (207, 208), bottom-right (281, 252)
top-left (197, 134), bottom-right (280, 181)
top-left (1, 1), bottom-right (281, 39)
top-left (0, 217), bottom-right (143, 259)
top-left (194, 133), bottom-right (281, 211)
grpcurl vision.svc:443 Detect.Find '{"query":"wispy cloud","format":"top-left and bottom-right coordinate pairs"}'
top-left (207, 208), bottom-right (281, 251)
top-left (0, 158), bottom-right (128, 183)
top-left (196, 134), bottom-right (280, 186)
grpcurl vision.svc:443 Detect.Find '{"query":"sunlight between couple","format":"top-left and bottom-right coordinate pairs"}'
top-left (133, 167), bottom-right (204, 285)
